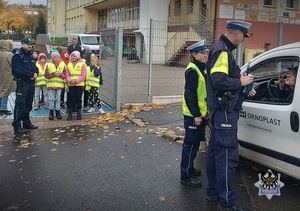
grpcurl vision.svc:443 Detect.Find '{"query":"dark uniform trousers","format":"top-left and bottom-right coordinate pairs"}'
top-left (206, 109), bottom-right (239, 208)
top-left (12, 80), bottom-right (35, 130)
top-left (181, 115), bottom-right (206, 180)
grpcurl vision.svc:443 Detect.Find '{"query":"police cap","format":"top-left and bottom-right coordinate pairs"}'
top-left (226, 20), bottom-right (252, 38)
top-left (186, 39), bottom-right (209, 53)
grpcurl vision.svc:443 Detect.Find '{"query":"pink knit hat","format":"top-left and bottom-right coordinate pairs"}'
top-left (70, 51), bottom-right (81, 60)
top-left (51, 52), bottom-right (60, 60)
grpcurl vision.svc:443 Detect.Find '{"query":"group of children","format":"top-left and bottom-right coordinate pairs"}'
top-left (33, 49), bottom-right (105, 121)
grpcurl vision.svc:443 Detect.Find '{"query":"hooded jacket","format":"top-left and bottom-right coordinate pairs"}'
top-left (0, 40), bottom-right (16, 98)
top-left (60, 49), bottom-right (70, 65)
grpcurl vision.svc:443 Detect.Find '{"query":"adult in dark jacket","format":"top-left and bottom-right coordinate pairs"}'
top-left (180, 39), bottom-right (209, 187)
top-left (67, 37), bottom-right (82, 56)
top-left (205, 20), bottom-right (256, 211)
top-left (11, 38), bottom-right (39, 134)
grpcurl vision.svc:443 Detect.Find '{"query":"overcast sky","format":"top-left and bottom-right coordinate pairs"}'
top-left (7, 0), bottom-right (46, 5)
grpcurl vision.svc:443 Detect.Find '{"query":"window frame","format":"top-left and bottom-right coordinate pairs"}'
top-left (244, 56), bottom-right (299, 105)
top-left (263, 0), bottom-right (277, 8)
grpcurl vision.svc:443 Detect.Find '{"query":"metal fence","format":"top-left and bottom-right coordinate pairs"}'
top-left (96, 19), bottom-right (300, 112)
top-left (100, 19), bottom-right (213, 111)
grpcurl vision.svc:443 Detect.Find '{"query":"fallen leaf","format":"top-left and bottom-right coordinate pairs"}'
top-left (120, 155), bottom-right (127, 160)
top-left (8, 160), bottom-right (16, 163)
top-left (51, 148), bottom-right (57, 152)
top-left (52, 141), bottom-right (59, 145)
top-left (158, 196), bottom-right (166, 201)
top-left (6, 204), bottom-right (20, 210)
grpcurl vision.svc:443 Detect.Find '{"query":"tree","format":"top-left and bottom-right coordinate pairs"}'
top-left (0, 4), bottom-right (25, 39)
top-left (0, 0), bottom-right (6, 11)
top-left (35, 12), bottom-right (46, 34)
top-left (24, 13), bottom-right (39, 34)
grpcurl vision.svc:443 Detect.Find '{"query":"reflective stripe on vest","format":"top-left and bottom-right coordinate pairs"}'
top-left (182, 62), bottom-right (207, 117)
top-left (47, 62), bottom-right (66, 88)
top-left (87, 66), bottom-right (100, 88)
top-left (210, 51), bottom-right (229, 75)
top-left (36, 62), bottom-right (48, 86)
top-left (67, 62), bottom-right (85, 86)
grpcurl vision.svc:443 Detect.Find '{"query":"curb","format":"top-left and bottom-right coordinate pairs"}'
top-left (124, 112), bottom-right (184, 144)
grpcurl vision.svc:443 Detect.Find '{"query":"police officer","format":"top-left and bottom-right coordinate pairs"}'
top-left (12, 38), bottom-right (39, 134)
top-left (205, 20), bottom-right (256, 211)
top-left (180, 39), bottom-right (209, 187)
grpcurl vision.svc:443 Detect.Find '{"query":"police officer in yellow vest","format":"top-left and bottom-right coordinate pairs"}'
top-left (180, 39), bottom-right (209, 187)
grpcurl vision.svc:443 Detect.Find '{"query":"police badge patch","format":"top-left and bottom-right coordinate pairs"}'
top-left (254, 169), bottom-right (285, 199)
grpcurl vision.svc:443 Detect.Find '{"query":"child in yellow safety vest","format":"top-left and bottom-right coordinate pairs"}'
top-left (45, 52), bottom-right (66, 120)
top-left (86, 54), bottom-right (105, 114)
top-left (34, 53), bottom-right (49, 110)
top-left (65, 51), bottom-right (86, 120)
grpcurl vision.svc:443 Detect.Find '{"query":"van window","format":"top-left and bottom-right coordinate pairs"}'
top-left (81, 36), bottom-right (99, 45)
top-left (245, 57), bottom-right (298, 104)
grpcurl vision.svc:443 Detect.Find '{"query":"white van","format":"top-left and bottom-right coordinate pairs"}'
top-left (68, 34), bottom-right (104, 57)
top-left (238, 42), bottom-right (300, 180)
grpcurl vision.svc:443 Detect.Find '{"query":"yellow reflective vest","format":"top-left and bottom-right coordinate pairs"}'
top-left (182, 62), bottom-right (207, 117)
top-left (35, 62), bottom-right (48, 86)
top-left (86, 66), bottom-right (100, 90)
top-left (67, 62), bottom-right (85, 86)
top-left (46, 61), bottom-right (66, 89)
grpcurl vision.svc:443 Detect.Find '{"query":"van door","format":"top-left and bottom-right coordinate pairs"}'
top-left (238, 55), bottom-right (300, 168)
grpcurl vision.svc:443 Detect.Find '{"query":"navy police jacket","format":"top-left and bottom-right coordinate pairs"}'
top-left (206, 35), bottom-right (244, 111)
top-left (12, 48), bottom-right (38, 84)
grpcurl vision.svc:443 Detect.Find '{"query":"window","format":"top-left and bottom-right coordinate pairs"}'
top-left (186, 0), bottom-right (194, 14)
top-left (174, 0), bottom-right (181, 16)
top-left (263, 0), bottom-right (277, 7)
top-left (245, 57), bottom-right (298, 104)
top-left (286, 0), bottom-right (299, 10)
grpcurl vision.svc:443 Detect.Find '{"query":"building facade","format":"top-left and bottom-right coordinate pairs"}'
top-left (47, 0), bottom-right (300, 64)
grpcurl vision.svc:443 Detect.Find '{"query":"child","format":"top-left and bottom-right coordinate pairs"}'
top-left (45, 52), bottom-right (66, 120)
top-left (65, 51), bottom-right (86, 120)
top-left (34, 53), bottom-right (49, 110)
top-left (60, 50), bottom-right (70, 109)
top-left (86, 54), bottom-right (105, 114)
top-left (32, 49), bottom-right (40, 62)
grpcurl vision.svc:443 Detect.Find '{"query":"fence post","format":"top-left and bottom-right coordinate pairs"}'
top-left (147, 19), bottom-right (153, 103)
top-left (114, 27), bottom-right (123, 112)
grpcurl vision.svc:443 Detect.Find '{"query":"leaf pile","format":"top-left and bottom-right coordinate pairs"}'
top-left (86, 104), bottom-right (167, 128)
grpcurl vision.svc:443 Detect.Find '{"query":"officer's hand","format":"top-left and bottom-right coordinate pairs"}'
top-left (33, 73), bottom-right (37, 78)
top-left (240, 74), bottom-right (253, 86)
top-left (248, 88), bottom-right (256, 97)
top-left (194, 117), bottom-right (202, 126)
top-left (278, 74), bottom-right (285, 90)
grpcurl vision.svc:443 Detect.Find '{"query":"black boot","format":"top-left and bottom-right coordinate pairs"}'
top-left (49, 110), bottom-right (54, 120)
top-left (56, 110), bottom-right (62, 119)
top-left (67, 110), bottom-right (72, 121)
top-left (77, 110), bottom-right (82, 120)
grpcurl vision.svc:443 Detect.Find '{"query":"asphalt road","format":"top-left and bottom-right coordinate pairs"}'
top-left (0, 104), bottom-right (299, 211)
